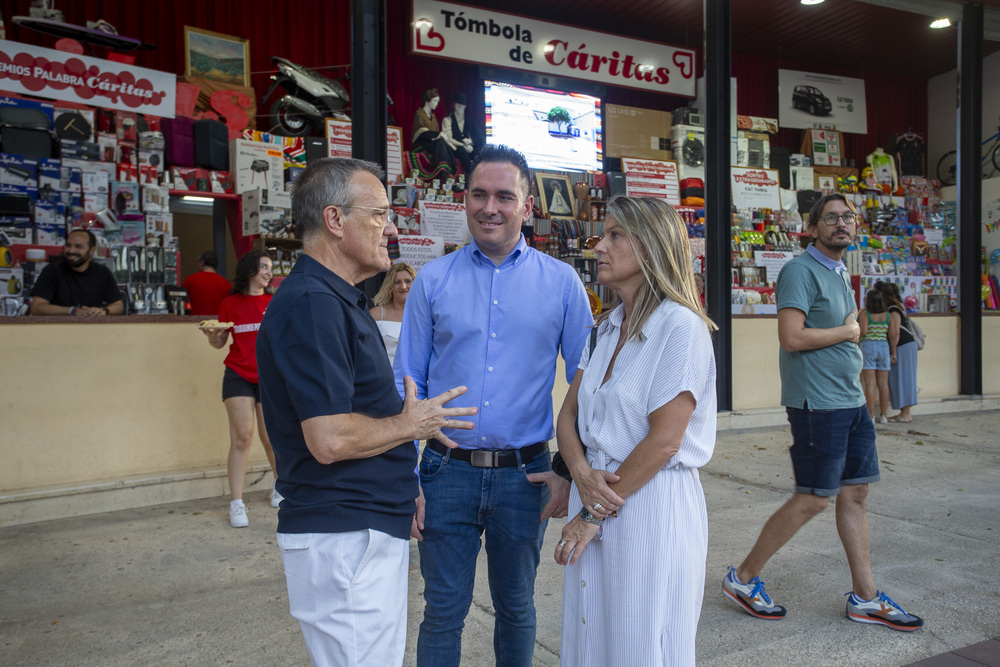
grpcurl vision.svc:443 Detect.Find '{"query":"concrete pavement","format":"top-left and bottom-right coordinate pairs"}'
top-left (1, 409), bottom-right (998, 666)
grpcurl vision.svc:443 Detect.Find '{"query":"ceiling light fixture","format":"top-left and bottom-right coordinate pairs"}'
top-left (929, 17), bottom-right (951, 28)
top-left (801, 0), bottom-right (826, 5)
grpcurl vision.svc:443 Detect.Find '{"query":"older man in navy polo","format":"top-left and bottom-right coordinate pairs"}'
top-left (256, 157), bottom-right (477, 667)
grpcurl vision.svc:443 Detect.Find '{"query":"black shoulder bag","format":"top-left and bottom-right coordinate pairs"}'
top-left (551, 328), bottom-right (598, 481)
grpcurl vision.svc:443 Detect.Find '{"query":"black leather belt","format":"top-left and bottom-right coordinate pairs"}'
top-left (426, 439), bottom-right (548, 468)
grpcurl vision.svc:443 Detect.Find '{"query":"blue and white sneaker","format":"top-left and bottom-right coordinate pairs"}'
top-left (845, 591), bottom-right (924, 631)
top-left (722, 566), bottom-right (787, 620)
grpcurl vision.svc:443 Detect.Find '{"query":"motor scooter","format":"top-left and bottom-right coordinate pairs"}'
top-left (261, 56), bottom-right (351, 137)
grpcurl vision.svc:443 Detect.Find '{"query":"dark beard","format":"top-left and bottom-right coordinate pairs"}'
top-left (818, 232), bottom-right (852, 251)
top-left (65, 254), bottom-right (88, 268)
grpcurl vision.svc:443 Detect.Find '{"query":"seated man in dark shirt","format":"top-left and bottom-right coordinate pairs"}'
top-left (30, 229), bottom-right (124, 317)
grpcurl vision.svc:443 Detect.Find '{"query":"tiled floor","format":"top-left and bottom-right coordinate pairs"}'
top-left (904, 638), bottom-right (1000, 666)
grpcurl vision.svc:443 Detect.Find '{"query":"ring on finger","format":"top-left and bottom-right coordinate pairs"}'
top-left (593, 502), bottom-right (603, 512)
top-left (558, 540), bottom-right (567, 547)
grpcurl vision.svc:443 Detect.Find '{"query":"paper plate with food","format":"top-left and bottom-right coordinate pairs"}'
top-left (198, 320), bottom-right (235, 330)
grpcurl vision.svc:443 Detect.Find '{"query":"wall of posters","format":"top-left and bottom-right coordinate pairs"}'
top-left (325, 120), bottom-right (405, 181)
top-left (778, 69), bottom-right (867, 135)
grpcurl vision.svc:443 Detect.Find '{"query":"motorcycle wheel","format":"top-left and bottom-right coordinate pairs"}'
top-left (269, 100), bottom-right (314, 137)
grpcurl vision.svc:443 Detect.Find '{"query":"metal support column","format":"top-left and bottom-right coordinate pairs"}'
top-left (351, 0), bottom-right (388, 300)
top-left (351, 0), bottom-right (388, 168)
top-left (705, 0), bottom-right (733, 411)
top-left (957, 2), bottom-right (983, 395)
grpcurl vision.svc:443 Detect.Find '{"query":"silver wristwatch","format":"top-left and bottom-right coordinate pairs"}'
top-left (579, 507), bottom-right (604, 525)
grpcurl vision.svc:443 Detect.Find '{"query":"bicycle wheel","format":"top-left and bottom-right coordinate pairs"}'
top-left (936, 150), bottom-right (957, 186)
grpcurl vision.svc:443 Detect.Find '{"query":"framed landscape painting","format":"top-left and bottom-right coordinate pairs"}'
top-left (184, 27), bottom-right (250, 87)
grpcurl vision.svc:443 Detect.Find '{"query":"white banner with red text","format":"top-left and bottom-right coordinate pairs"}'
top-left (621, 157), bottom-right (681, 205)
top-left (410, 0), bottom-right (696, 97)
top-left (731, 167), bottom-right (781, 210)
top-left (0, 39), bottom-right (176, 117)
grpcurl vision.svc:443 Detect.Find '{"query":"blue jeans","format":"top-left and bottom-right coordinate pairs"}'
top-left (786, 404), bottom-right (880, 496)
top-left (416, 446), bottom-right (551, 667)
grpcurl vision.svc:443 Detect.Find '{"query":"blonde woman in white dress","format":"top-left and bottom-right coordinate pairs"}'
top-left (554, 196), bottom-right (718, 666)
top-left (369, 262), bottom-right (416, 367)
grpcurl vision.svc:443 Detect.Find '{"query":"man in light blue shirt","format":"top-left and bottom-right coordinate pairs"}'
top-left (395, 144), bottom-right (593, 666)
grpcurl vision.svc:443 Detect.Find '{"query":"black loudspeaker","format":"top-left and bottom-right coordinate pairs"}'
top-left (797, 190), bottom-right (822, 220)
top-left (193, 119), bottom-right (229, 171)
top-left (1, 127), bottom-right (54, 159)
top-left (607, 171), bottom-right (627, 198)
top-left (304, 136), bottom-right (327, 163)
top-left (0, 193), bottom-right (34, 216)
top-left (770, 147), bottom-right (791, 189)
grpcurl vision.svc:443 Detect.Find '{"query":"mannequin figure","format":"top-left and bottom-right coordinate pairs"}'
top-left (411, 88), bottom-right (457, 176)
top-left (440, 92), bottom-right (482, 176)
top-left (866, 148), bottom-right (898, 192)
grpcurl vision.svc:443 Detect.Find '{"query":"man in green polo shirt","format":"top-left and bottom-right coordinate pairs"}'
top-left (722, 193), bottom-right (924, 632)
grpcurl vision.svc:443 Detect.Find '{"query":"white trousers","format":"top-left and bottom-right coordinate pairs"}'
top-left (277, 529), bottom-right (409, 667)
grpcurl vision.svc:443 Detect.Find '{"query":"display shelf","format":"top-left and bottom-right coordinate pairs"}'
top-left (257, 236), bottom-right (301, 244)
top-left (168, 190), bottom-right (240, 201)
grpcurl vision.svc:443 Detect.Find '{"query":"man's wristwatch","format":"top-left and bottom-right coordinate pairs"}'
top-left (579, 507), bottom-right (604, 525)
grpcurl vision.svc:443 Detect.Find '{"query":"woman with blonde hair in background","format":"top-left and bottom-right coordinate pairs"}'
top-left (370, 262), bottom-right (416, 367)
top-left (554, 196), bottom-right (718, 666)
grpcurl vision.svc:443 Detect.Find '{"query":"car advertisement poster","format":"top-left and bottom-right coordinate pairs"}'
top-left (778, 69), bottom-right (867, 135)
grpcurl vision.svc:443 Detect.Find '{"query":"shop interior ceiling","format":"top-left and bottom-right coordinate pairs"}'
top-left (472, 0), bottom-right (1000, 79)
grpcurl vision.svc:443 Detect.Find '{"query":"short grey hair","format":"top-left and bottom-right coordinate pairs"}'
top-left (291, 158), bottom-right (385, 240)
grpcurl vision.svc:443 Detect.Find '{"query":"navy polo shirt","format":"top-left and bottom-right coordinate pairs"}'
top-left (257, 254), bottom-right (417, 539)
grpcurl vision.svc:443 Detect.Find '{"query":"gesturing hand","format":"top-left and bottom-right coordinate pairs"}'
top-left (401, 376), bottom-right (478, 446)
top-left (845, 310), bottom-right (861, 344)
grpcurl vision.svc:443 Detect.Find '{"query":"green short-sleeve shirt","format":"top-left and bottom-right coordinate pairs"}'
top-left (776, 249), bottom-right (865, 410)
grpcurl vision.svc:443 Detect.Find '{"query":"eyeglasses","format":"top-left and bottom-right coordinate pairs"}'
top-left (332, 204), bottom-right (391, 224)
top-left (818, 211), bottom-right (858, 226)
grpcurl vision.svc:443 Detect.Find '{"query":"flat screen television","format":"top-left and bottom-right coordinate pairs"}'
top-left (484, 80), bottom-right (603, 172)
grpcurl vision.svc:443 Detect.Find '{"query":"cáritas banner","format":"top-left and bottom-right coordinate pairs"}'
top-left (410, 0), bottom-right (696, 97)
top-left (0, 39), bottom-right (176, 117)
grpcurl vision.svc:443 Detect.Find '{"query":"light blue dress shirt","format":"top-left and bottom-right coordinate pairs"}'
top-left (395, 235), bottom-right (594, 449)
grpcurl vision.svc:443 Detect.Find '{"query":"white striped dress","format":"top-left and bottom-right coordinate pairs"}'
top-left (561, 300), bottom-right (717, 667)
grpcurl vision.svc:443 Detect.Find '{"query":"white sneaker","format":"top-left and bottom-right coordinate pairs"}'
top-left (270, 487), bottom-right (284, 508)
top-left (229, 501), bottom-right (248, 528)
